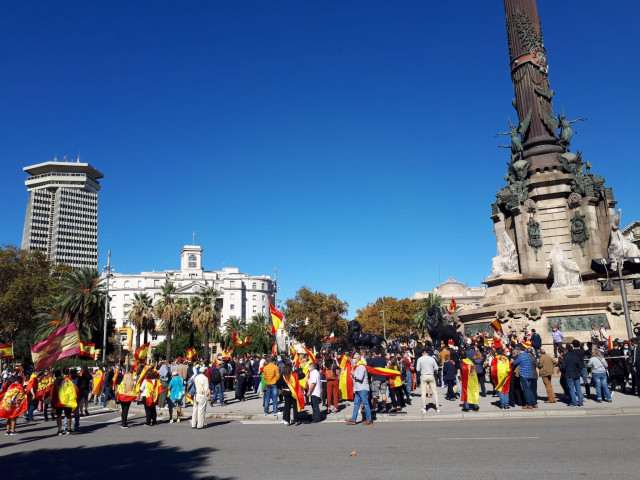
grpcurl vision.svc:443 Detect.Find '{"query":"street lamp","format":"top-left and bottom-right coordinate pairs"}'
top-left (380, 309), bottom-right (386, 341)
top-left (102, 250), bottom-right (115, 364)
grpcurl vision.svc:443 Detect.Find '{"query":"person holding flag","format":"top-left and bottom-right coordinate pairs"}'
top-left (277, 363), bottom-right (305, 425)
top-left (346, 353), bottom-right (373, 425)
top-left (0, 374), bottom-right (27, 435)
top-left (51, 369), bottom-right (78, 436)
top-left (138, 370), bottom-right (163, 426)
top-left (460, 357), bottom-right (480, 412)
top-left (116, 372), bottom-right (137, 428)
top-left (491, 348), bottom-right (512, 409)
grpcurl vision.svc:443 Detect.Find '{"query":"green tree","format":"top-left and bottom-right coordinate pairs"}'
top-left (221, 316), bottom-right (247, 349)
top-left (127, 292), bottom-right (155, 350)
top-left (354, 297), bottom-right (418, 339)
top-left (153, 332), bottom-right (203, 362)
top-left (413, 293), bottom-right (447, 337)
top-left (283, 287), bottom-right (348, 349)
top-left (192, 287), bottom-right (221, 360)
top-left (233, 322), bottom-right (273, 357)
top-left (154, 282), bottom-right (181, 361)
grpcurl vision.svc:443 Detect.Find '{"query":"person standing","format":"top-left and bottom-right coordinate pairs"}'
top-left (24, 371), bottom-right (39, 422)
top-left (571, 340), bottom-right (591, 398)
top-left (537, 349), bottom-right (557, 403)
top-left (442, 354), bottom-right (458, 401)
top-left (416, 348), bottom-right (439, 413)
top-left (588, 349), bottom-right (612, 403)
top-left (599, 324), bottom-right (608, 342)
top-left (511, 345), bottom-right (537, 409)
top-left (323, 357), bottom-right (339, 413)
top-left (367, 349), bottom-right (388, 412)
top-left (262, 356), bottom-right (280, 416)
top-left (157, 360), bottom-right (171, 410)
top-left (563, 345), bottom-right (584, 407)
top-left (346, 353), bottom-right (372, 425)
top-left (191, 367), bottom-right (210, 429)
top-left (491, 348), bottom-right (512, 409)
top-left (277, 363), bottom-right (305, 425)
top-left (115, 372), bottom-right (137, 428)
top-left (51, 369), bottom-right (78, 436)
top-left (139, 370), bottom-right (162, 426)
top-left (209, 364), bottom-right (225, 406)
top-left (1, 376), bottom-right (27, 435)
top-left (103, 367), bottom-right (114, 409)
top-left (234, 360), bottom-right (248, 402)
top-left (472, 350), bottom-right (487, 397)
top-left (306, 362), bottom-right (322, 423)
top-left (460, 357), bottom-right (480, 412)
top-left (551, 327), bottom-right (564, 358)
top-left (590, 325), bottom-right (599, 345)
top-left (530, 329), bottom-right (542, 358)
top-left (167, 371), bottom-right (185, 423)
top-left (77, 368), bottom-right (92, 416)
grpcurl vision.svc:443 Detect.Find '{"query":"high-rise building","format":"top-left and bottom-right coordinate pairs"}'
top-left (21, 157), bottom-right (103, 269)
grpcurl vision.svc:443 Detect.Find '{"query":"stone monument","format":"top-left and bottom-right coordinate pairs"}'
top-left (457, 0), bottom-right (640, 347)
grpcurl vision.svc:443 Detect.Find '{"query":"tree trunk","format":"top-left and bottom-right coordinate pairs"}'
top-left (203, 328), bottom-right (209, 361)
top-left (136, 329), bottom-right (141, 351)
top-left (189, 331), bottom-right (195, 349)
top-left (166, 323), bottom-right (172, 361)
top-left (143, 329), bottom-right (148, 344)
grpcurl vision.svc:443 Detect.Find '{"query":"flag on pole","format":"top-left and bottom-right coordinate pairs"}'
top-left (30, 322), bottom-right (81, 370)
top-left (269, 299), bottom-right (283, 335)
top-left (0, 343), bottom-right (14, 359)
top-left (271, 342), bottom-right (277, 356)
top-left (232, 333), bottom-right (252, 346)
top-left (300, 345), bottom-right (317, 364)
top-left (135, 365), bottom-right (151, 393)
top-left (327, 331), bottom-right (335, 342)
top-left (186, 347), bottom-right (197, 361)
top-left (79, 341), bottom-right (95, 359)
top-left (289, 345), bottom-right (300, 369)
top-left (448, 298), bottom-right (457, 314)
top-left (134, 343), bottom-right (150, 363)
top-left (489, 319), bottom-right (503, 334)
top-left (222, 348), bottom-right (234, 359)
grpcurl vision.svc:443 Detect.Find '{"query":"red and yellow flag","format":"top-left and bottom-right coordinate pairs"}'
top-left (185, 392), bottom-right (194, 405)
top-left (491, 355), bottom-right (512, 394)
top-left (289, 345), bottom-right (300, 369)
top-left (222, 348), bottom-right (234, 359)
top-left (271, 342), bottom-right (277, 356)
top-left (134, 343), bottom-right (150, 363)
top-left (338, 355), bottom-right (353, 401)
top-left (93, 370), bottom-right (104, 396)
top-left (144, 379), bottom-right (163, 407)
top-left (186, 347), bottom-right (197, 361)
top-left (79, 341), bottom-right (95, 358)
top-left (283, 372), bottom-right (305, 412)
top-left (448, 298), bottom-right (457, 314)
top-left (365, 366), bottom-right (402, 379)
top-left (490, 319), bottom-right (503, 334)
top-left (52, 377), bottom-right (78, 410)
top-left (0, 382), bottom-right (28, 419)
top-left (112, 368), bottom-right (119, 389)
top-left (30, 322), bottom-right (81, 369)
top-left (300, 345), bottom-right (317, 364)
top-left (0, 343), bottom-right (14, 359)
top-left (116, 380), bottom-right (138, 403)
top-left (461, 358), bottom-right (479, 405)
top-left (36, 375), bottom-right (54, 400)
top-left (136, 365), bottom-right (151, 393)
top-left (269, 299), bottom-right (283, 335)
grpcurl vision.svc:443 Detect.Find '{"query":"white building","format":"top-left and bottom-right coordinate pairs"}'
top-left (412, 277), bottom-right (486, 311)
top-left (104, 245), bottom-right (276, 351)
top-left (21, 157), bottom-right (103, 269)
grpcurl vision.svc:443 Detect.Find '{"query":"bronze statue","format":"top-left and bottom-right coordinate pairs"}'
top-left (495, 110), bottom-right (532, 157)
top-left (558, 110), bottom-right (586, 146)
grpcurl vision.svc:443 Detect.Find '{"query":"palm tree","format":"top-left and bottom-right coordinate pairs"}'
top-left (413, 293), bottom-right (447, 337)
top-left (222, 316), bottom-right (247, 349)
top-left (154, 282), bottom-right (181, 361)
top-left (192, 287), bottom-right (221, 360)
top-left (127, 292), bottom-right (154, 350)
top-left (251, 313), bottom-right (271, 337)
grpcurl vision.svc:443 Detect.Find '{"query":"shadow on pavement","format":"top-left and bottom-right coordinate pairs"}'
top-left (9, 440), bottom-right (233, 480)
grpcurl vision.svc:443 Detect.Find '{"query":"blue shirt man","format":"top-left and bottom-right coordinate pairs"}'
top-left (511, 346), bottom-right (537, 407)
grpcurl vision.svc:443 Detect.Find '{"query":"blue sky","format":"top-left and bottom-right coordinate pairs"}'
top-left (1, 1), bottom-right (638, 317)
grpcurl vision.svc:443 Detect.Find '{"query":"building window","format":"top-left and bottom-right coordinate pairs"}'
top-left (230, 280), bottom-right (236, 287)
top-left (262, 282), bottom-right (265, 290)
top-left (154, 280), bottom-right (160, 287)
top-left (188, 254), bottom-right (197, 268)
top-left (138, 280), bottom-right (143, 288)
top-left (230, 293), bottom-right (235, 300)
top-left (252, 305), bottom-right (257, 313)
top-left (262, 306), bottom-right (266, 314)
top-left (262, 295), bottom-right (265, 301)
top-left (252, 294), bottom-right (256, 301)
top-left (124, 280), bottom-right (130, 288)
top-left (152, 333), bottom-right (158, 341)
top-left (230, 304), bottom-right (235, 311)
top-left (252, 282), bottom-right (257, 289)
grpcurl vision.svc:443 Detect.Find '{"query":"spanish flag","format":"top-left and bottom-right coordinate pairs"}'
top-left (186, 347), bottom-right (197, 361)
top-left (116, 380), bottom-right (138, 403)
top-left (338, 355), bottom-right (353, 401)
top-left (460, 358), bottom-right (479, 405)
top-left (490, 319), bottom-right (503, 334)
top-left (93, 370), bottom-right (104, 396)
top-left (232, 333), bottom-right (252, 347)
top-left (134, 343), bottom-right (150, 363)
top-left (185, 392), bottom-right (194, 405)
top-left (0, 382), bottom-right (28, 419)
top-left (36, 374), bottom-right (54, 400)
top-left (300, 345), bottom-right (317, 364)
top-left (30, 322), bottom-right (81, 370)
top-left (365, 366), bottom-right (402, 380)
top-left (144, 379), bottom-right (163, 407)
top-left (490, 355), bottom-right (512, 394)
top-left (283, 372), bottom-right (305, 412)
top-left (52, 377), bottom-right (79, 410)
top-left (112, 368), bottom-right (120, 389)
top-left (136, 365), bottom-right (151, 393)
top-left (271, 342), bottom-right (277, 356)
top-left (222, 348), bottom-right (234, 359)
top-left (269, 299), bottom-right (283, 335)
top-left (448, 298), bottom-right (457, 314)
top-left (0, 343), bottom-right (13, 359)
top-left (289, 345), bottom-right (300, 369)
top-left (79, 341), bottom-right (95, 358)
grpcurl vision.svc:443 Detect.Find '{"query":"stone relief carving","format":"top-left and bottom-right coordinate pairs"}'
top-left (495, 157), bottom-right (531, 212)
top-left (523, 199), bottom-right (536, 214)
top-left (549, 243), bottom-right (584, 291)
top-left (527, 216), bottom-right (542, 260)
top-left (608, 208), bottom-right (640, 270)
top-left (570, 210), bottom-right (590, 254)
top-left (489, 232), bottom-right (519, 279)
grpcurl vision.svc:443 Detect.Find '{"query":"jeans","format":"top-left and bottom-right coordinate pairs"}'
top-left (520, 377), bottom-right (537, 406)
top-left (477, 373), bottom-right (486, 395)
top-left (497, 391), bottom-right (509, 408)
top-left (579, 368), bottom-right (591, 395)
top-left (351, 390), bottom-right (372, 422)
top-left (404, 369), bottom-right (412, 400)
top-left (264, 384), bottom-right (278, 414)
top-left (27, 403), bottom-right (37, 420)
top-left (567, 377), bottom-right (584, 406)
top-left (210, 383), bottom-right (225, 405)
top-left (311, 395), bottom-right (321, 422)
top-left (592, 372), bottom-right (612, 401)
top-left (462, 402), bottom-right (479, 411)
top-left (102, 387), bottom-right (112, 408)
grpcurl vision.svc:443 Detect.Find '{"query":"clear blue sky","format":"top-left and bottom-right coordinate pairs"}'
top-left (1, 1), bottom-right (638, 317)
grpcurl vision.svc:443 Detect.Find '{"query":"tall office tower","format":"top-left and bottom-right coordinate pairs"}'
top-left (21, 157), bottom-right (104, 269)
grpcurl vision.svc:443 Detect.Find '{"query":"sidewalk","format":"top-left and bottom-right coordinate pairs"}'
top-left (155, 377), bottom-right (640, 423)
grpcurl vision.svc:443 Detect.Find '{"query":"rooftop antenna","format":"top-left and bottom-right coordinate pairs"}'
top-left (54, 154), bottom-right (58, 162)
top-left (193, 231), bottom-right (196, 245)
top-left (63, 155), bottom-right (68, 162)
top-left (77, 152), bottom-right (81, 163)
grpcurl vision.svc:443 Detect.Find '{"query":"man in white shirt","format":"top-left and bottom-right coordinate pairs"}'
top-left (416, 348), bottom-right (440, 414)
top-left (306, 362), bottom-right (322, 423)
top-left (191, 367), bottom-right (211, 429)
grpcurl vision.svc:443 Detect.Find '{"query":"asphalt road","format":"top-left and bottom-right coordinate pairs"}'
top-left (2, 408), bottom-right (636, 480)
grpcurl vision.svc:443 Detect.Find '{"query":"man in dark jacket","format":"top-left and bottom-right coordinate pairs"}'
top-left (571, 340), bottom-right (591, 398)
top-left (608, 342), bottom-right (628, 393)
top-left (530, 329), bottom-right (542, 358)
top-left (563, 345), bottom-right (585, 406)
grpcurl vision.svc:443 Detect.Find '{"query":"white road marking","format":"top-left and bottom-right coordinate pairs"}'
top-left (440, 436), bottom-right (539, 440)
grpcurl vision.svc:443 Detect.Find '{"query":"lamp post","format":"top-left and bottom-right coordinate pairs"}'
top-left (102, 250), bottom-right (115, 364)
top-left (380, 309), bottom-right (386, 341)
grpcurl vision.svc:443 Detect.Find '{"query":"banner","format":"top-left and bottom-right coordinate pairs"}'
top-left (30, 322), bottom-right (81, 370)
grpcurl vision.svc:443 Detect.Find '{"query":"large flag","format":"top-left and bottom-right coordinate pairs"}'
top-left (269, 299), bottom-right (283, 335)
top-left (186, 347), bottom-right (197, 361)
top-left (327, 331), bottom-right (335, 342)
top-left (30, 322), bottom-right (81, 370)
top-left (283, 372), bottom-right (305, 412)
top-left (338, 355), bottom-right (353, 401)
top-left (489, 319), bottom-right (503, 334)
top-left (0, 382), bottom-right (28, 419)
top-left (365, 365), bottom-right (402, 380)
top-left (79, 341), bottom-right (95, 359)
top-left (93, 370), bottom-right (105, 396)
top-left (289, 345), bottom-right (300, 369)
top-left (134, 343), bottom-right (150, 363)
top-left (490, 355), bottom-right (512, 393)
top-left (36, 374), bottom-right (54, 401)
top-left (300, 345), bottom-right (317, 364)
top-left (460, 358), bottom-right (479, 405)
top-left (0, 343), bottom-right (14, 359)
top-left (221, 348), bottom-right (234, 359)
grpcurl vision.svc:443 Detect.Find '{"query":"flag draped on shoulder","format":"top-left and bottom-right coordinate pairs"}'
top-left (269, 299), bottom-right (283, 335)
top-left (134, 343), bottom-right (150, 363)
top-left (0, 343), bottom-right (14, 359)
top-left (136, 365), bottom-right (151, 393)
top-left (93, 370), bottom-right (105, 396)
top-left (30, 322), bottom-right (81, 370)
top-left (36, 375), bottom-right (54, 401)
top-left (460, 358), bottom-right (479, 405)
top-left (289, 345), bottom-right (300, 369)
top-left (52, 377), bottom-right (79, 410)
top-left (338, 355), bottom-right (353, 401)
top-left (365, 366), bottom-right (402, 379)
top-left (144, 379), bottom-right (163, 407)
top-left (116, 380), bottom-right (138, 403)
top-left (112, 369), bottom-right (119, 389)
top-left (491, 355), bottom-right (512, 393)
top-left (0, 382), bottom-right (27, 419)
top-left (283, 372), bottom-right (305, 412)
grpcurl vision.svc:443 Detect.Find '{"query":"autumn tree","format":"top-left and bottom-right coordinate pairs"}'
top-left (283, 287), bottom-right (348, 349)
top-left (354, 297), bottom-right (418, 339)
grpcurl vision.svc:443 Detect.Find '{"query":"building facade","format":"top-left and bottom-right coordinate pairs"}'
top-left (105, 245), bottom-right (276, 352)
top-left (412, 277), bottom-right (486, 310)
top-left (21, 157), bottom-right (103, 269)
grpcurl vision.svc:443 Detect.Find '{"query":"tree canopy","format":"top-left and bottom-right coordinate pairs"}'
top-left (354, 296), bottom-right (418, 339)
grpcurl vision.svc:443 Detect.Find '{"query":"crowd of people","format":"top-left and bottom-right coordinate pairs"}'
top-left (2, 324), bottom-right (640, 435)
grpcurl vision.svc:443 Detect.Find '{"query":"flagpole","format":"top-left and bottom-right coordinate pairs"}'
top-left (102, 250), bottom-right (113, 364)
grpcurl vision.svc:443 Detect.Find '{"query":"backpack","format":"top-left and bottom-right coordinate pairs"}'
top-left (187, 376), bottom-right (196, 396)
top-left (210, 368), bottom-right (222, 384)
